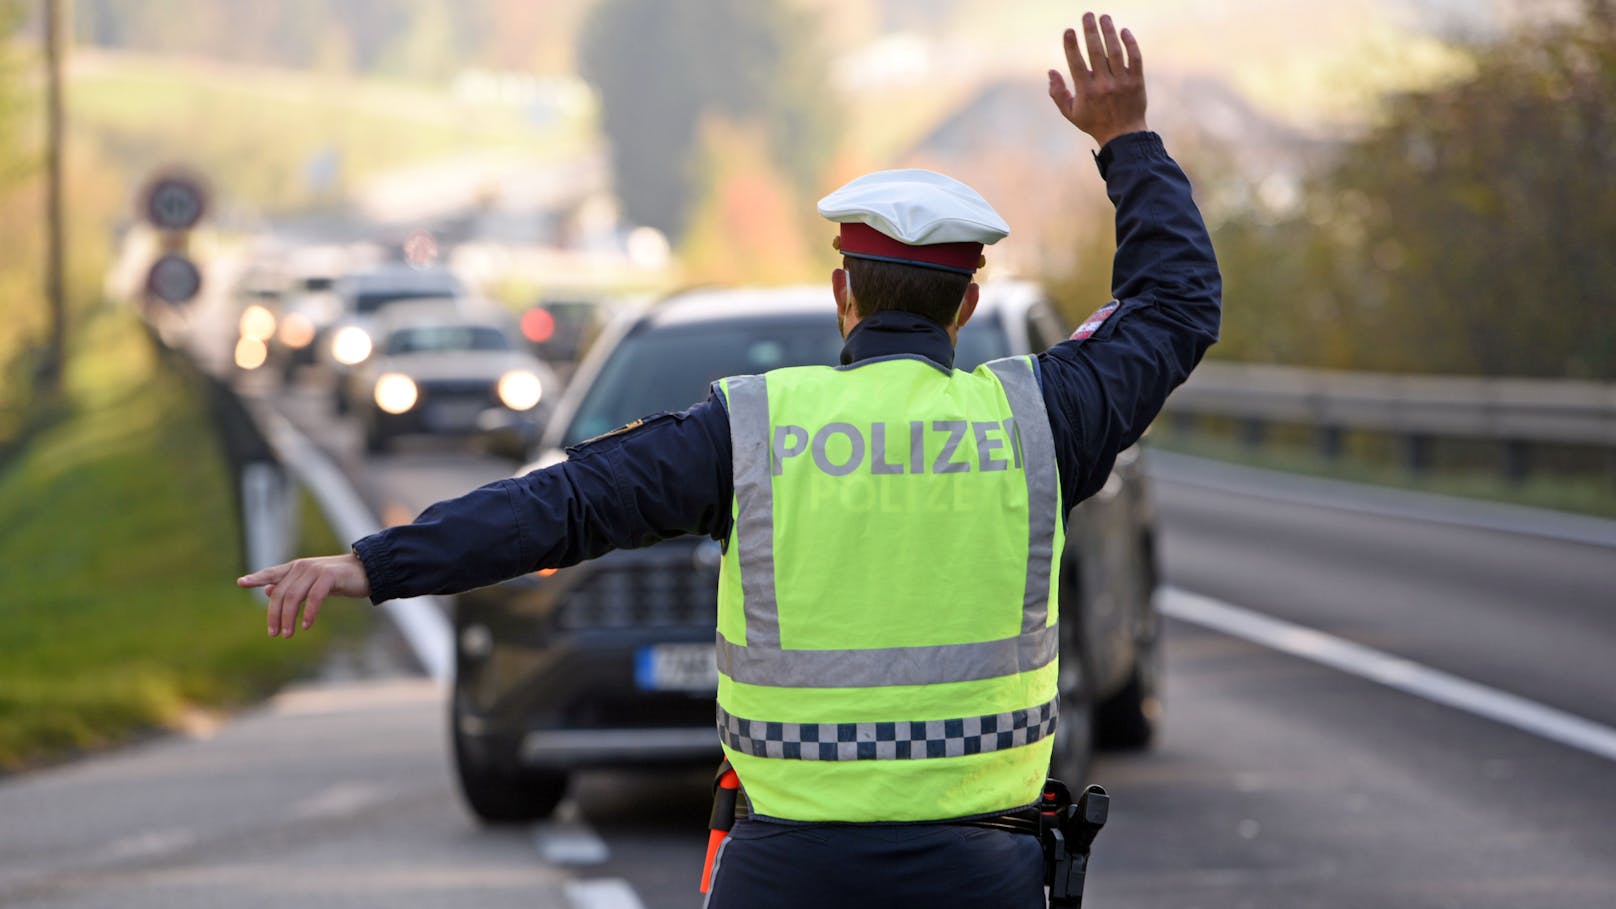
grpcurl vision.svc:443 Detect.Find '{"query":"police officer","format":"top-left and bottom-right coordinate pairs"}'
top-left (241, 11), bottom-right (1219, 907)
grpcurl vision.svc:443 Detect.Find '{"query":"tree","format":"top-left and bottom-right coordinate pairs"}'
top-left (577, 0), bottom-right (836, 241)
top-left (1212, 0), bottom-right (1616, 378)
top-left (680, 118), bottom-right (818, 283)
top-left (0, 4), bottom-right (22, 178)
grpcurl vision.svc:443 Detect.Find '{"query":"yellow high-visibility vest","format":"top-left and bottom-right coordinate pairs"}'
top-left (715, 354), bottom-right (1064, 822)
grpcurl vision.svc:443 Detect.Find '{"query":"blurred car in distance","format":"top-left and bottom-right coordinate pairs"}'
top-left (517, 296), bottom-right (614, 376)
top-left (319, 264), bottom-right (471, 412)
top-left (348, 303), bottom-right (558, 454)
top-left (267, 245), bottom-right (374, 382)
top-left (230, 265), bottom-right (285, 364)
top-left (449, 283), bottom-right (1162, 822)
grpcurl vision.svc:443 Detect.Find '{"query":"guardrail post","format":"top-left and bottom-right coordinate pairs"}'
top-left (1317, 425), bottom-right (1343, 462)
top-left (1502, 439), bottom-right (1531, 485)
top-left (1241, 418), bottom-right (1266, 452)
top-left (1404, 433), bottom-right (1431, 476)
top-left (1171, 410), bottom-right (1196, 438)
top-left (241, 461), bottom-right (297, 596)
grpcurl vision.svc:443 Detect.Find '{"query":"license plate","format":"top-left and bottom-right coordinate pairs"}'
top-left (424, 399), bottom-right (486, 430)
top-left (635, 643), bottom-right (718, 692)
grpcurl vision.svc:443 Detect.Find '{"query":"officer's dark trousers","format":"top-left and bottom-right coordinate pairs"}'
top-left (704, 817), bottom-right (1046, 908)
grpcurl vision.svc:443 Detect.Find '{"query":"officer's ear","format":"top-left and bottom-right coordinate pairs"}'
top-left (832, 267), bottom-right (857, 337)
top-left (954, 283), bottom-right (981, 331)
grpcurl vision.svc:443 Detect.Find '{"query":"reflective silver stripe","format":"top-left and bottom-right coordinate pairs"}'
top-left (725, 374), bottom-right (781, 648)
top-left (717, 624), bottom-right (1058, 688)
top-left (717, 696), bottom-right (1058, 761)
top-left (985, 357), bottom-right (1058, 636)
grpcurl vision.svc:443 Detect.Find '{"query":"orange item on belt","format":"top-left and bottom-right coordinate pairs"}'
top-left (700, 763), bottom-right (742, 894)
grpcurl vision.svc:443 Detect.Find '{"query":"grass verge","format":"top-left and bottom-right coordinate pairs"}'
top-left (0, 304), bottom-right (364, 772)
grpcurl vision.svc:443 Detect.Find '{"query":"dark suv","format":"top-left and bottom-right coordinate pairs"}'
top-left (450, 284), bottom-right (1161, 822)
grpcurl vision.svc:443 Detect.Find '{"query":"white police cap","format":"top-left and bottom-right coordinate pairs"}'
top-left (819, 169), bottom-right (1008, 274)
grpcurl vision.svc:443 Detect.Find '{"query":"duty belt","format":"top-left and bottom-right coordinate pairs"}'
top-left (699, 769), bottom-right (1110, 907)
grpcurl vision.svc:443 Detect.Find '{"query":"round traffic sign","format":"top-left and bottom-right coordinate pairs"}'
top-left (142, 173), bottom-right (208, 231)
top-left (146, 253), bottom-right (203, 304)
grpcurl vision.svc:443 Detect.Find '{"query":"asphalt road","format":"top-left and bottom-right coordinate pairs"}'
top-left (3, 350), bottom-right (1612, 907)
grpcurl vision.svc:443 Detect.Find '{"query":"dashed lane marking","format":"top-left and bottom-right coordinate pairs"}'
top-left (291, 782), bottom-right (388, 820)
top-left (100, 827), bottom-right (197, 861)
top-left (564, 878), bottom-right (647, 909)
top-left (532, 811), bottom-right (610, 865)
top-left (1161, 587), bottom-right (1616, 763)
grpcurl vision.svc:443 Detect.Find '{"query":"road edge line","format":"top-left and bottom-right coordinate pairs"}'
top-left (1160, 586), bottom-right (1616, 763)
top-left (1147, 450), bottom-right (1616, 550)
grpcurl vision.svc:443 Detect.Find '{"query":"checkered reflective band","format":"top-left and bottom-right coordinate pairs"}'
top-left (717, 697), bottom-right (1058, 761)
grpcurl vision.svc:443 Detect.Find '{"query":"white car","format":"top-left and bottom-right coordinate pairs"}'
top-left (349, 304), bottom-right (560, 454)
top-left (321, 264), bottom-right (472, 412)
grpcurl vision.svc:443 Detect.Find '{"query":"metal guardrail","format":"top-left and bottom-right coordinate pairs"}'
top-left (1167, 362), bottom-right (1616, 448)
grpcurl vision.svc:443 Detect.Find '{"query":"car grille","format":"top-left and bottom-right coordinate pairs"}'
top-left (556, 566), bottom-right (719, 629)
top-left (563, 694), bottom-right (717, 729)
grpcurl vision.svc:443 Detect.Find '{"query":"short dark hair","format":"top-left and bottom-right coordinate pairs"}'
top-left (845, 257), bottom-right (971, 328)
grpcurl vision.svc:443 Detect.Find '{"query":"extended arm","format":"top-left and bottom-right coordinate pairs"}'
top-left (240, 393), bottom-right (734, 638)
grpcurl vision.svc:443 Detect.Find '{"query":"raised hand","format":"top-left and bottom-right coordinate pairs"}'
top-left (1047, 12), bottom-right (1148, 149)
top-left (238, 553), bottom-right (371, 639)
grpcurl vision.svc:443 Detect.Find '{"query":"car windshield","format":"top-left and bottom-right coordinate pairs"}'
top-left (562, 311), bottom-right (1009, 447)
top-left (354, 289), bottom-right (458, 314)
top-left (384, 325), bottom-right (510, 355)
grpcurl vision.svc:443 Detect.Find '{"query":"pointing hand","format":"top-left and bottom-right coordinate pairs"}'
top-left (238, 553), bottom-right (371, 639)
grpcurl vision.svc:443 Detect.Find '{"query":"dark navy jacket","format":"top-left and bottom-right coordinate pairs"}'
top-left (355, 132), bottom-right (1221, 603)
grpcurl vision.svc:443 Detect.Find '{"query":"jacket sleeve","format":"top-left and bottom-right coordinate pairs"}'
top-left (1037, 131), bottom-right (1222, 508)
top-left (352, 391), bottom-right (734, 603)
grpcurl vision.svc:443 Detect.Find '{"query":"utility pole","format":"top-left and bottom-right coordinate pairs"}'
top-left (40, 0), bottom-right (65, 391)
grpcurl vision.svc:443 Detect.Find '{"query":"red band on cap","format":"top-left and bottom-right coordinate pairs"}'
top-left (839, 223), bottom-right (983, 274)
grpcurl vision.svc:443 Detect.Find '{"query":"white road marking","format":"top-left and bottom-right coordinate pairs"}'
top-left (532, 808), bottom-right (611, 865)
top-left (101, 827), bottom-right (197, 860)
top-left (1148, 450), bottom-right (1616, 549)
top-left (1161, 587), bottom-right (1616, 763)
top-left (564, 878), bottom-right (647, 909)
top-left (292, 782), bottom-right (387, 820)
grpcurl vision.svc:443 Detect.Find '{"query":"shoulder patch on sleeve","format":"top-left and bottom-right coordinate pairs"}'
top-left (568, 414), bottom-right (662, 456)
top-left (565, 411), bottom-right (684, 458)
top-left (1071, 301), bottom-right (1120, 341)
top-left (596, 418), bottom-right (646, 441)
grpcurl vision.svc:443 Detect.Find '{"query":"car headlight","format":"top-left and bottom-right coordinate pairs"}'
top-left (332, 326), bottom-right (373, 365)
top-left (497, 370), bottom-right (543, 411)
top-left (234, 336), bottom-right (268, 370)
top-left (239, 304), bottom-right (277, 342)
top-left (278, 312), bottom-right (316, 349)
top-left (374, 373), bottom-right (418, 414)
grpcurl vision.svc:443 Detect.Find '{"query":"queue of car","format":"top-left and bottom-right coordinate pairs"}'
top-left (229, 259), bottom-right (1163, 825)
